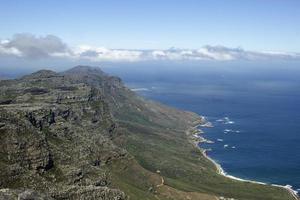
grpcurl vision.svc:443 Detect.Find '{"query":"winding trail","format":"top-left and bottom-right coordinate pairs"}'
top-left (156, 176), bottom-right (165, 188)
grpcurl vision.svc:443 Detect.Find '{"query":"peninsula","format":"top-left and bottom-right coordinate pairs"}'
top-left (0, 66), bottom-right (297, 200)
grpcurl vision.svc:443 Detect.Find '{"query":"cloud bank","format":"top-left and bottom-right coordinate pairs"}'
top-left (1, 33), bottom-right (300, 62)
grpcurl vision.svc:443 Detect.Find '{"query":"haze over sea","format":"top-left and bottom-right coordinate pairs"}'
top-left (104, 61), bottom-right (300, 192)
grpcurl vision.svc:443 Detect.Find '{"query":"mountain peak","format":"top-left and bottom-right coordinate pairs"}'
top-left (63, 66), bottom-right (105, 76)
top-left (21, 69), bottom-right (59, 79)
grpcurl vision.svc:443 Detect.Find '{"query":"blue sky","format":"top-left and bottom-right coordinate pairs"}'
top-left (1, 0), bottom-right (299, 52)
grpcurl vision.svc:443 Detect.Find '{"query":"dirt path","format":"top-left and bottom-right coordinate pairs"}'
top-left (156, 176), bottom-right (164, 188)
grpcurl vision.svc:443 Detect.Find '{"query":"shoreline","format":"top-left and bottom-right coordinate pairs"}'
top-left (187, 119), bottom-right (299, 200)
top-left (202, 149), bottom-right (299, 200)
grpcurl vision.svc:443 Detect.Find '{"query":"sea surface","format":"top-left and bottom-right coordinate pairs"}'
top-left (103, 61), bottom-right (300, 192)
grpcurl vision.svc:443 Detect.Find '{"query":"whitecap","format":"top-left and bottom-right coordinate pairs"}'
top-left (131, 88), bottom-right (150, 92)
top-left (224, 129), bottom-right (241, 134)
top-left (224, 129), bottom-right (232, 133)
top-left (216, 117), bottom-right (235, 124)
top-left (200, 122), bottom-right (213, 127)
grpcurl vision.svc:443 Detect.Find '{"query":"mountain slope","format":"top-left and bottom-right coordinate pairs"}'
top-left (0, 66), bottom-right (296, 200)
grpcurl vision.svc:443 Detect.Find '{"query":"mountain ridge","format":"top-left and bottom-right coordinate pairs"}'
top-left (0, 66), bottom-right (296, 200)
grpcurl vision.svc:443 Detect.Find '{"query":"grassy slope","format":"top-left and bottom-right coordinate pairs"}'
top-left (108, 90), bottom-right (296, 200)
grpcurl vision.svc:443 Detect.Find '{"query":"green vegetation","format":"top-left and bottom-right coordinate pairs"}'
top-left (109, 88), bottom-right (296, 200)
top-left (0, 66), bottom-right (296, 200)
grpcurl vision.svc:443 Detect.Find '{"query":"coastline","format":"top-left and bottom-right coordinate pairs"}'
top-left (187, 119), bottom-right (299, 200)
top-left (201, 149), bottom-right (299, 200)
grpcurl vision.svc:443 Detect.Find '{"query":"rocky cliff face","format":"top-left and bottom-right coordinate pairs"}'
top-left (0, 66), bottom-right (130, 199)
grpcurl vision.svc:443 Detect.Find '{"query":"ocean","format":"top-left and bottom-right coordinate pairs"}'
top-left (104, 61), bottom-right (300, 192)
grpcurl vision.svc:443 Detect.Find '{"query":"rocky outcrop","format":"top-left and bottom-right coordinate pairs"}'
top-left (0, 186), bottom-right (127, 200)
top-left (0, 111), bottom-right (53, 186)
top-left (52, 186), bottom-right (126, 200)
top-left (0, 66), bottom-right (127, 199)
top-left (0, 188), bottom-right (53, 200)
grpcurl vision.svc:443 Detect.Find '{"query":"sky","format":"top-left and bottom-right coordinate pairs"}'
top-left (1, 0), bottom-right (300, 51)
top-left (0, 0), bottom-right (300, 71)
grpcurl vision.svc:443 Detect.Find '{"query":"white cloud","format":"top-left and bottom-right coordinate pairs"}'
top-left (75, 45), bottom-right (143, 61)
top-left (1, 34), bottom-right (300, 62)
top-left (151, 50), bottom-right (167, 59)
top-left (0, 33), bottom-right (68, 58)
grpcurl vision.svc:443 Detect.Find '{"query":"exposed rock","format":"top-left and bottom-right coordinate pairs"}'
top-left (0, 99), bottom-right (13, 105)
top-left (0, 111), bottom-right (53, 183)
top-left (0, 188), bottom-right (53, 200)
top-left (0, 66), bottom-right (128, 199)
top-left (21, 70), bottom-right (60, 80)
top-left (52, 186), bottom-right (126, 200)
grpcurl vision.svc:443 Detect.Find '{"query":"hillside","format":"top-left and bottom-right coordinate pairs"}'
top-left (0, 66), bottom-right (296, 200)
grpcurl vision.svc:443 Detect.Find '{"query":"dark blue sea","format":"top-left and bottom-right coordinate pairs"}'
top-left (103, 61), bottom-right (300, 192)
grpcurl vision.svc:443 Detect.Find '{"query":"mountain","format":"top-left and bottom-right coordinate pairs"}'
top-left (0, 66), bottom-right (296, 200)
